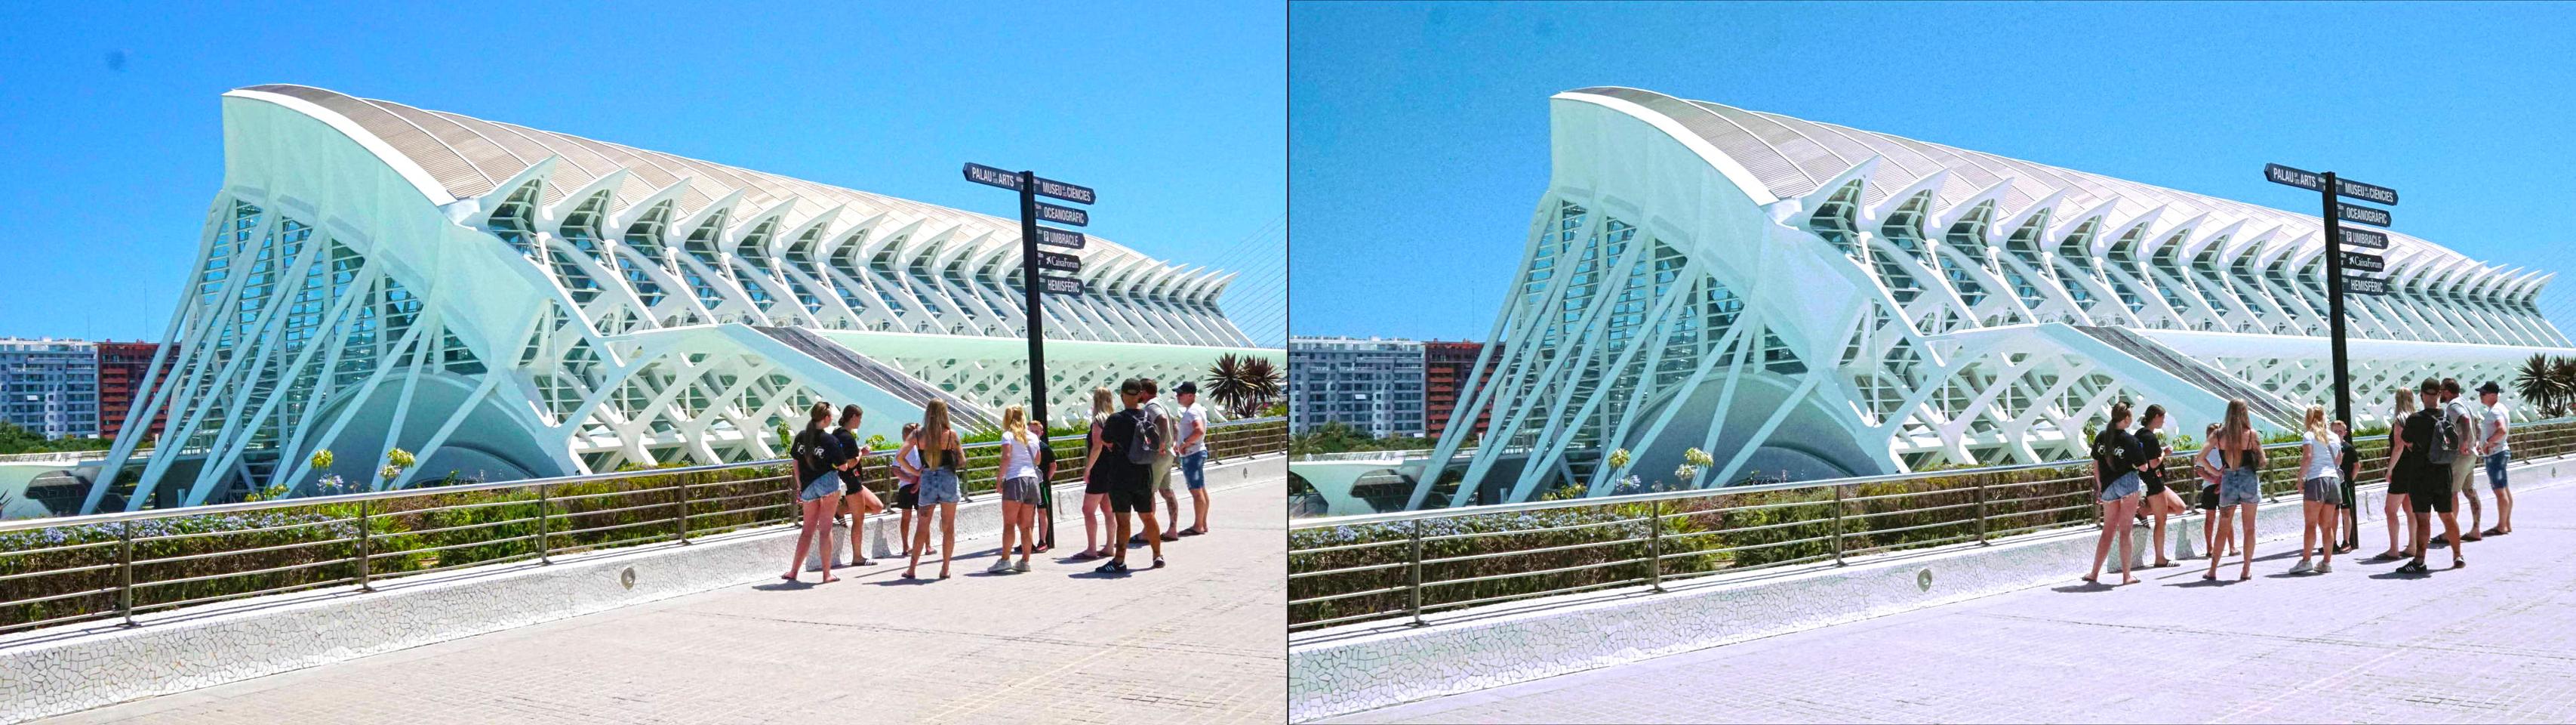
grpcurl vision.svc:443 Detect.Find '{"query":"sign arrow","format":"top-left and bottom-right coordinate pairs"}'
top-left (1034, 250), bottom-right (1082, 274)
top-left (2341, 274), bottom-right (2389, 296)
top-left (1034, 226), bottom-right (1086, 250)
top-left (1035, 201), bottom-right (1089, 227)
top-left (1038, 274), bottom-right (1085, 297)
top-left (2336, 202), bottom-right (2392, 228)
top-left (2340, 251), bottom-right (2385, 272)
top-left (2338, 228), bottom-right (2389, 250)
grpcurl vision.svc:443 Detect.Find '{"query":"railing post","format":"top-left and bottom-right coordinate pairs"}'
top-left (676, 473), bottom-right (691, 545)
top-left (117, 520), bottom-right (136, 627)
top-left (1646, 498), bottom-right (1663, 592)
top-left (536, 483), bottom-right (552, 565)
top-left (356, 498), bottom-right (372, 591)
top-left (1831, 484), bottom-right (1845, 566)
top-left (1408, 518), bottom-right (1426, 627)
top-left (1974, 478), bottom-right (1989, 545)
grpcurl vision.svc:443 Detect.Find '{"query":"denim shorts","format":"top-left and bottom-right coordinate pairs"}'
top-left (2217, 468), bottom-right (2260, 507)
top-left (797, 470), bottom-right (841, 502)
top-left (916, 467), bottom-right (962, 506)
top-left (2486, 451), bottom-right (2510, 489)
top-left (2098, 471), bottom-right (2141, 502)
top-left (1180, 451), bottom-right (1208, 490)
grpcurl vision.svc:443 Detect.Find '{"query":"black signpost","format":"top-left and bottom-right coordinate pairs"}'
top-left (965, 162), bottom-right (1097, 552)
top-left (2265, 162), bottom-right (2396, 552)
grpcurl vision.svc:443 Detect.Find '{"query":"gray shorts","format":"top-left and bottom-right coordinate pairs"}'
top-left (2301, 476), bottom-right (2344, 505)
top-left (1000, 476), bottom-right (1045, 504)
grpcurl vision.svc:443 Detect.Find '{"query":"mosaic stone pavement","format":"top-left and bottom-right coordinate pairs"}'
top-left (1330, 481), bottom-right (2576, 724)
top-left (35, 472), bottom-right (1286, 725)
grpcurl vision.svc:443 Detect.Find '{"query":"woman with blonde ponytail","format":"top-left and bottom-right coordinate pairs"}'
top-left (2292, 405), bottom-right (2342, 575)
top-left (986, 406), bottom-right (1050, 574)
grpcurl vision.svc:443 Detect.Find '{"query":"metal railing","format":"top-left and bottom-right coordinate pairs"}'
top-left (0, 417), bottom-right (1284, 634)
top-left (0, 449), bottom-right (155, 464)
top-left (1288, 418), bottom-right (2576, 631)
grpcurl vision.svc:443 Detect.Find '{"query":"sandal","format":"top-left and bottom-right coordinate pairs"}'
top-left (2451, 558), bottom-right (2466, 569)
top-left (2120, 576), bottom-right (2138, 585)
top-left (2152, 559), bottom-right (2175, 568)
top-left (2481, 527), bottom-right (2505, 537)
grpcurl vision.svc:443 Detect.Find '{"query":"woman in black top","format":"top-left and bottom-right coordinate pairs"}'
top-left (2085, 403), bottom-right (2149, 585)
top-left (2134, 405), bottom-right (2180, 567)
top-left (831, 405), bottom-right (883, 566)
top-left (784, 402), bottom-right (851, 584)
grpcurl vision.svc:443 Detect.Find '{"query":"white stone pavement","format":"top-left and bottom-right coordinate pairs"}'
top-left (1328, 477), bottom-right (2576, 723)
top-left (33, 467), bottom-right (1287, 725)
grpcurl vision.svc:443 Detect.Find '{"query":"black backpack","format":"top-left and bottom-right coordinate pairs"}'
top-left (2427, 406), bottom-right (2460, 466)
top-left (1126, 407), bottom-right (1165, 465)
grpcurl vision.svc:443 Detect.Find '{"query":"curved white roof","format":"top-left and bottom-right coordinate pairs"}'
top-left (1565, 86), bottom-right (2550, 304)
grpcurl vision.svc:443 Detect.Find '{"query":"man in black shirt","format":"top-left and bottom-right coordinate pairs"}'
top-left (2399, 380), bottom-right (2463, 574)
top-left (1095, 378), bottom-right (1165, 574)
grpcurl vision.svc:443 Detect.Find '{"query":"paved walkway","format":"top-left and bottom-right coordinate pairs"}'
top-left (1333, 480), bottom-right (2575, 723)
top-left (41, 470), bottom-right (1286, 725)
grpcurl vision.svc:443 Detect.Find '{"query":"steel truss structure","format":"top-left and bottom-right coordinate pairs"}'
top-left (82, 85), bottom-right (1276, 513)
top-left (1417, 87), bottom-right (2571, 508)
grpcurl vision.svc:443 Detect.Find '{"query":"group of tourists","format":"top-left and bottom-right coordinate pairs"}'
top-left (774, 376), bottom-right (1217, 583)
top-left (2083, 376), bottom-right (2519, 585)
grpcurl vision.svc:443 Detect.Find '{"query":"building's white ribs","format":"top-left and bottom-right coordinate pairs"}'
top-left (1409, 88), bottom-right (2576, 508)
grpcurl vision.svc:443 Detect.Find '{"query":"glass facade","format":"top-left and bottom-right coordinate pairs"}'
top-left (0, 338), bottom-right (98, 440)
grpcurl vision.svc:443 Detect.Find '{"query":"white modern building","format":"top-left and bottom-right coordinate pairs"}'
top-left (78, 85), bottom-right (1279, 513)
top-left (0, 339), bottom-right (98, 440)
top-left (1361, 87), bottom-right (2570, 510)
top-left (1290, 336), bottom-right (1426, 437)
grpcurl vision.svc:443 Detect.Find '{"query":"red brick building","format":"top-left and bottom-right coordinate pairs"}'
top-left (1423, 340), bottom-right (1497, 440)
top-left (95, 341), bottom-right (170, 440)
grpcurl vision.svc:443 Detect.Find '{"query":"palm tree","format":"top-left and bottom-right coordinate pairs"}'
top-left (1206, 354), bottom-right (1285, 418)
top-left (2553, 356), bottom-right (2576, 418)
top-left (2515, 353), bottom-right (2561, 417)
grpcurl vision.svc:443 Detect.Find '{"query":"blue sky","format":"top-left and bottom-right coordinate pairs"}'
top-left (0, 1), bottom-right (1284, 346)
top-left (1291, 2), bottom-right (2576, 342)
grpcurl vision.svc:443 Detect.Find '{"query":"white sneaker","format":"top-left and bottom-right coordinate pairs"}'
top-left (2288, 559), bottom-right (2314, 575)
top-left (1013, 559), bottom-right (1031, 573)
top-left (986, 558), bottom-right (1014, 574)
top-left (2315, 561), bottom-right (2332, 575)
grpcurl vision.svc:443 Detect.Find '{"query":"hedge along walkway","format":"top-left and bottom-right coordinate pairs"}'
top-left (34, 460), bottom-right (1291, 725)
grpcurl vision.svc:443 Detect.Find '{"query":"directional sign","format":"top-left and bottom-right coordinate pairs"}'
top-left (2339, 227), bottom-right (2389, 250)
top-left (1033, 225), bottom-right (1086, 249)
top-left (1035, 201), bottom-right (1090, 227)
top-left (2342, 274), bottom-right (2389, 296)
top-left (2336, 202), bottom-right (2391, 228)
top-left (964, 162), bottom-right (1023, 190)
top-left (2265, 163), bottom-right (2325, 191)
top-left (1031, 177), bottom-right (1096, 205)
top-left (2267, 163), bottom-right (2399, 205)
top-left (1034, 250), bottom-right (1082, 274)
top-left (962, 163), bottom-right (1097, 205)
top-left (2335, 177), bottom-right (2398, 205)
top-left (2340, 251), bottom-right (2385, 272)
top-left (1039, 274), bottom-right (1085, 297)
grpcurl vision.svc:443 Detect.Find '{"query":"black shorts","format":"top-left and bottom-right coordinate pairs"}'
top-left (2408, 477), bottom-right (2454, 514)
top-left (2196, 483), bottom-right (2220, 511)
top-left (2142, 473), bottom-right (2168, 497)
top-left (893, 484), bottom-right (919, 511)
top-left (1107, 470), bottom-right (1152, 514)
top-left (1085, 461), bottom-right (1113, 495)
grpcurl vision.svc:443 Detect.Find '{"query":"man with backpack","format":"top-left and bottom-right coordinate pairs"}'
top-left (1094, 378), bottom-right (1165, 574)
top-left (2440, 378), bottom-right (2486, 542)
